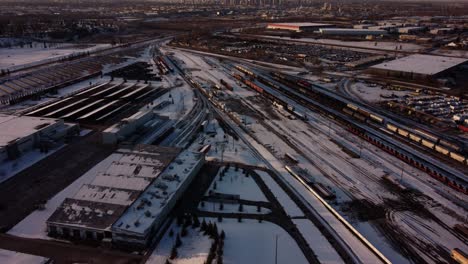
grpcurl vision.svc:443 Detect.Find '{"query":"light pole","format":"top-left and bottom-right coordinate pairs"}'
top-left (400, 164), bottom-right (405, 183)
top-left (275, 234), bottom-right (279, 264)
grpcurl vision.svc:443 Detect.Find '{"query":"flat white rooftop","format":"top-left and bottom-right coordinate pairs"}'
top-left (268, 22), bottom-right (334, 27)
top-left (112, 150), bottom-right (203, 235)
top-left (0, 249), bottom-right (49, 264)
top-left (371, 54), bottom-right (468, 75)
top-left (0, 114), bottom-right (60, 147)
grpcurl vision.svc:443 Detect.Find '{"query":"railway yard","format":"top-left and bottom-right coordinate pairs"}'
top-left (0, 13), bottom-right (467, 264)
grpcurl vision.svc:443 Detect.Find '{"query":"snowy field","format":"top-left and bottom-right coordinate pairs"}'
top-left (348, 81), bottom-right (411, 103)
top-left (293, 219), bottom-right (343, 264)
top-left (255, 170), bottom-right (303, 217)
top-left (0, 43), bottom-right (110, 70)
top-left (0, 249), bottom-right (49, 264)
top-left (148, 218), bottom-right (308, 264)
top-left (7, 154), bottom-right (117, 239)
top-left (205, 166), bottom-right (268, 202)
top-left (147, 222), bottom-right (213, 264)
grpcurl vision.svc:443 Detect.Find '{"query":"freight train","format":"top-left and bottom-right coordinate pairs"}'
top-left (220, 79), bottom-right (233, 91)
top-left (232, 65), bottom-right (467, 194)
top-left (233, 72), bottom-right (307, 120)
top-left (285, 165), bottom-right (336, 200)
top-left (273, 69), bottom-right (467, 165)
top-left (342, 103), bottom-right (467, 165)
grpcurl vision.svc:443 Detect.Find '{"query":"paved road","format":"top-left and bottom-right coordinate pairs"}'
top-left (0, 234), bottom-right (141, 264)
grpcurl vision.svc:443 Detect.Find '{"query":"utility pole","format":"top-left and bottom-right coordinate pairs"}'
top-left (400, 164), bottom-right (405, 183)
top-left (275, 234), bottom-right (279, 264)
top-left (359, 140), bottom-right (363, 158)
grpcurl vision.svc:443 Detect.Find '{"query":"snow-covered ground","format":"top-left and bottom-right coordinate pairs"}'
top-left (205, 166), bottom-right (268, 202)
top-left (149, 218), bottom-right (308, 264)
top-left (293, 219), bottom-right (344, 264)
top-left (0, 249), bottom-right (49, 264)
top-left (256, 170), bottom-right (303, 217)
top-left (199, 202), bottom-right (270, 214)
top-left (7, 154), bottom-right (117, 239)
top-left (147, 221), bottom-right (213, 264)
top-left (348, 81), bottom-right (412, 103)
top-left (0, 146), bottom-right (64, 184)
top-left (0, 43), bottom-right (110, 70)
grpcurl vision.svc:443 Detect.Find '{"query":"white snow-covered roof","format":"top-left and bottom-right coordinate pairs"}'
top-left (91, 174), bottom-right (152, 191)
top-left (47, 145), bottom-right (181, 231)
top-left (371, 54), bottom-right (468, 75)
top-left (268, 22), bottom-right (334, 28)
top-left (74, 184), bottom-right (141, 206)
top-left (0, 249), bottom-right (49, 264)
top-left (112, 150), bottom-right (204, 235)
top-left (0, 114), bottom-right (61, 147)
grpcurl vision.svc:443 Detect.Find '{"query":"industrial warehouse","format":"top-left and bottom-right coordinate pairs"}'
top-left (0, 114), bottom-right (78, 161)
top-left (46, 145), bottom-right (205, 249)
top-left (266, 22), bottom-right (335, 32)
top-left (369, 54), bottom-right (468, 80)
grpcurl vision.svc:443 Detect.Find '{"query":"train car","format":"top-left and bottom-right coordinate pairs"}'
top-left (354, 113), bottom-right (367, 122)
top-left (386, 123), bottom-right (398, 133)
top-left (343, 107), bottom-right (354, 116)
top-left (369, 114), bottom-right (384, 124)
top-left (409, 133), bottom-right (422, 143)
top-left (285, 153), bottom-right (299, 164)
top-left (397, 128), bottom-right (410, 137)
top-left (293, 110), bottom-right (307, 121)
top-left (450, 152), bottom-right (467, 164)
top-left (312, 182), bottom-right (336, 200)
top-left (435, 145), bottom-right (450, 155)
top-left (454, 224), bottom-right (468, 239)
top-left (451, 248), bottom-right (468, 264)
top-left (414, 129), bottom-right (439, 143)
top-left (220, 79), bottom-right (233, 91)
top-left (439, 139), bottom-right (462, 153)
top-left (421, 139), bottom-right (436, 149)
top-left (347, 103), bottom-right (359, 111)
top-left (244, 80), bottom-right (264, 93)
top-left (199, 144), bottom-right (211, 154)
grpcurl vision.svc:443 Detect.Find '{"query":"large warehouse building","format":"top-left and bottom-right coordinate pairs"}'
top-left (319, 28), bottom-right (388, 36)
top-left (266, 22), bottom-right (335, 32)
top-left (0, 114), bottom-right (78, 161)
top-left (46, 145), bottom-right (205, 249)
top-left (369, 54), bottom-right (468, 80)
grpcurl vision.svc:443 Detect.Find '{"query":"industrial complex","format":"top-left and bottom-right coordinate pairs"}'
top-left (0, 1), bottom-right (467, 264)
top-left (47, 145), bottom-right (204, 249)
